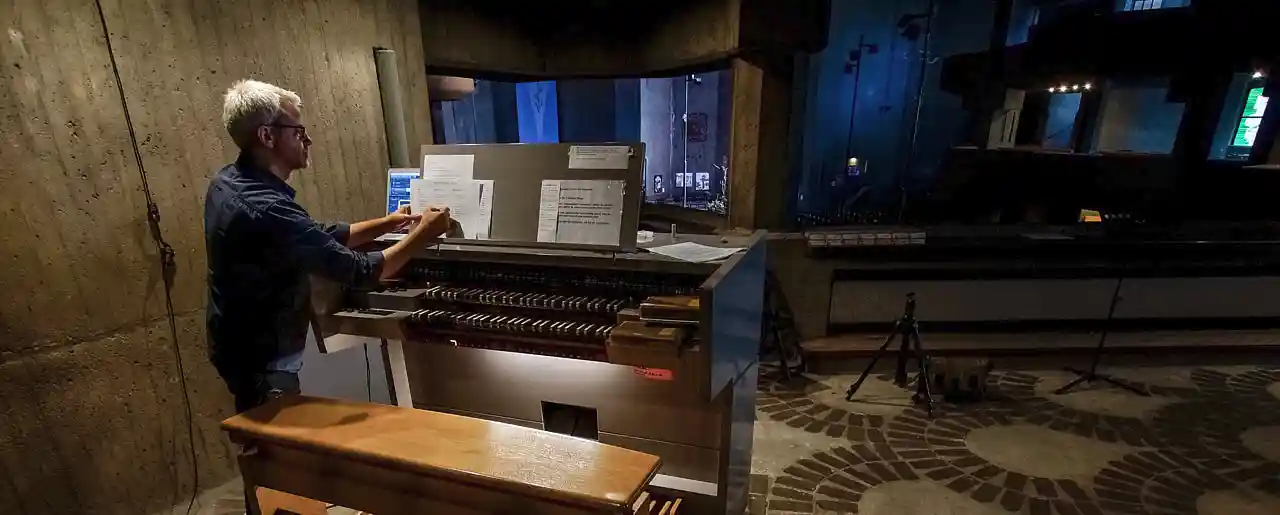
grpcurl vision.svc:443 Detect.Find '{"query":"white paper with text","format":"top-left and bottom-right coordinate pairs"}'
top-left (647, 242), bottom-right (744, 263)
top-left (568, 145), bottom-right (631, 170)
top-left (552, 180), bottom-right (624, 245)
top-left (410, 179), bottom-right (484, 239)
top-left (536, 180), bottom-right (562, 242)
top-left (421, 154), bottom-right (474, 181)
top-left (475, 180), bottom-right (494, 240)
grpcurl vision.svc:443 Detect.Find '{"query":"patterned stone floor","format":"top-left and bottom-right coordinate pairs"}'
top-left (751, 363), bottom-right (1280, 515)
top-left (168, 363), bottom-right (1280, 515)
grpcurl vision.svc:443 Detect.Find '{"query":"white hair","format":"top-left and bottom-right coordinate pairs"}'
top-left (222, 80), bottom-right (302, 149)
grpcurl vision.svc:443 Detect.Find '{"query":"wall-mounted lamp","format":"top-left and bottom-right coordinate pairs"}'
top-left (1048, 86), bottom-right (1056, 93)
top-left (846, 157), bottom-right (864, 177)
top-left (1071, 84), bottom-right (1080, 91)
top-left (1084, 83), bottom-right (1092, 90)
top-left (1254, 71), bottom-right (1266, 79)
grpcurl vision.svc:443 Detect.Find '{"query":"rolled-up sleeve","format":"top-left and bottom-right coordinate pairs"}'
top-left (318, 222), bottom-right (352, 246)
top-left (264, 201), bottom-right (383, 286)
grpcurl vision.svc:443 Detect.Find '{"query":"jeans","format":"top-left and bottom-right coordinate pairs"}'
top-left (217, 366), bottom-right (302, 413)
top-left (215, 366), bottom-right (301, 515)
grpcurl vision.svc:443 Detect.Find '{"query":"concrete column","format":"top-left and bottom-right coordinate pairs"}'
top-left (374, 49), bottom-right (411, 167)
top-left (728, 58), bottom-right (792, 229)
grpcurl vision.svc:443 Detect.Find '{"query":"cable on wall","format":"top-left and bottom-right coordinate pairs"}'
top-left (92, 0), bottom-right (200, 514)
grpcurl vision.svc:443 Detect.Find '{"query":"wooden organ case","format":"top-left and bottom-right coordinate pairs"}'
top-left (317, 232), bottom-right (766, 514)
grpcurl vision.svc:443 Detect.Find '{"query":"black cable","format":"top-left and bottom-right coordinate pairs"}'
top-left (364, 344), bottom-right (372, 402)
top-left (93, 1), bottom-right (199, 514)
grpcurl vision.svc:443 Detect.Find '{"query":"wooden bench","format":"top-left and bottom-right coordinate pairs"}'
top-left (223, 395), bottom-right (663, 514)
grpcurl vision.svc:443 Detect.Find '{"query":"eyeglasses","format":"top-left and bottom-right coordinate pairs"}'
top-left (265, 123), bottom-right (308, 139)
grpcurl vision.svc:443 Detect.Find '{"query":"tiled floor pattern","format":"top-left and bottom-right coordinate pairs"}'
top-left (174, 364), bottom-right (1280, 515)
top-left (752, 364), bottom-right (1280, 515)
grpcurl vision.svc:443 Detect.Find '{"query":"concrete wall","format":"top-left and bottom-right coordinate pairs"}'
top-left (0, 0), bottom-right (433, 513)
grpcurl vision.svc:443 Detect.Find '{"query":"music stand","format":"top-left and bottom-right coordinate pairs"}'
top-left (1054, 276), bottom-right (1149, 396)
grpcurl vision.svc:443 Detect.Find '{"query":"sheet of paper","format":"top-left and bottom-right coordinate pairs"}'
top-left (568, 145), bottom-right (631, 170)
top-left (475, 180), bottom-right (494, 240)
top-left (647, 242), bottom-right (744, 263)
top-left (411, 179), bottom-right (483, 239)
top-left (374, 233), bottom-right (408, 242)
top-left (536, 180), bottom-right (561, 242)
top-left (552, 180), bottom-right (624, 245)
top-left (421, 154), bottom-right (474, 181)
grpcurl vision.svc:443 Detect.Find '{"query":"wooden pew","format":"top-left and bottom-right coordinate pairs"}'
top-left (223, 395), bottom-right (663, 515)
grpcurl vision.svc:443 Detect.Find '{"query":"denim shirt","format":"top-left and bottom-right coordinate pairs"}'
top-left (204, 154), bottom-right (384, 373)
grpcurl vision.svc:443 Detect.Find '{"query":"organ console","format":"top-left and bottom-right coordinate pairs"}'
top-left (313, 232), bottom-right (767, 514)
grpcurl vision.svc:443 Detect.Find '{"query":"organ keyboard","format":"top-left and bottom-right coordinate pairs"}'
top-left (314, 233), bottom-right (766, 515)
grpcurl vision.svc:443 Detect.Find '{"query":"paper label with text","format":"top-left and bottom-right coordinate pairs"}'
top-left (568, 145), bottom-right (631, 169)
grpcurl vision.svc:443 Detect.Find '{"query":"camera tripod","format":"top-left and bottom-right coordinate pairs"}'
top-left (845, 293), bottom-right (935, 416)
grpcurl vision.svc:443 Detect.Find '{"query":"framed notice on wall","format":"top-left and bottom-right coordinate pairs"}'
top-left (687, 113), bottom-right (708, 142)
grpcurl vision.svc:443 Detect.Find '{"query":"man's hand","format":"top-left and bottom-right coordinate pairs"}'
top-left (379, 205), bottom-right (451, 281)
top-left (414, 206), bottom-right (452, 238)
top-left (344, 206), bottom-right (425, 248)
top-left (387, 205), bottom-right (422, 231)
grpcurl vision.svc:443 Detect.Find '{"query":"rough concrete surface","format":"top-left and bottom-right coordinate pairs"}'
top-left (0, 0), bottom-right (434, 512)
top-left (0, 313), bottom-right (235, 514)
top-left (767, 236), bottom-right (835, 341)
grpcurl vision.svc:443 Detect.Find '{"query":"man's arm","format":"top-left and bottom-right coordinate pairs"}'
top-left (268, 201), bottom-right (448, 285)
top-left (377, 207), bottom-right (450, 281)
top-left (267, 202), bottom-right (384, 286)
top-left (343, 206), bottom-right (419, 248)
